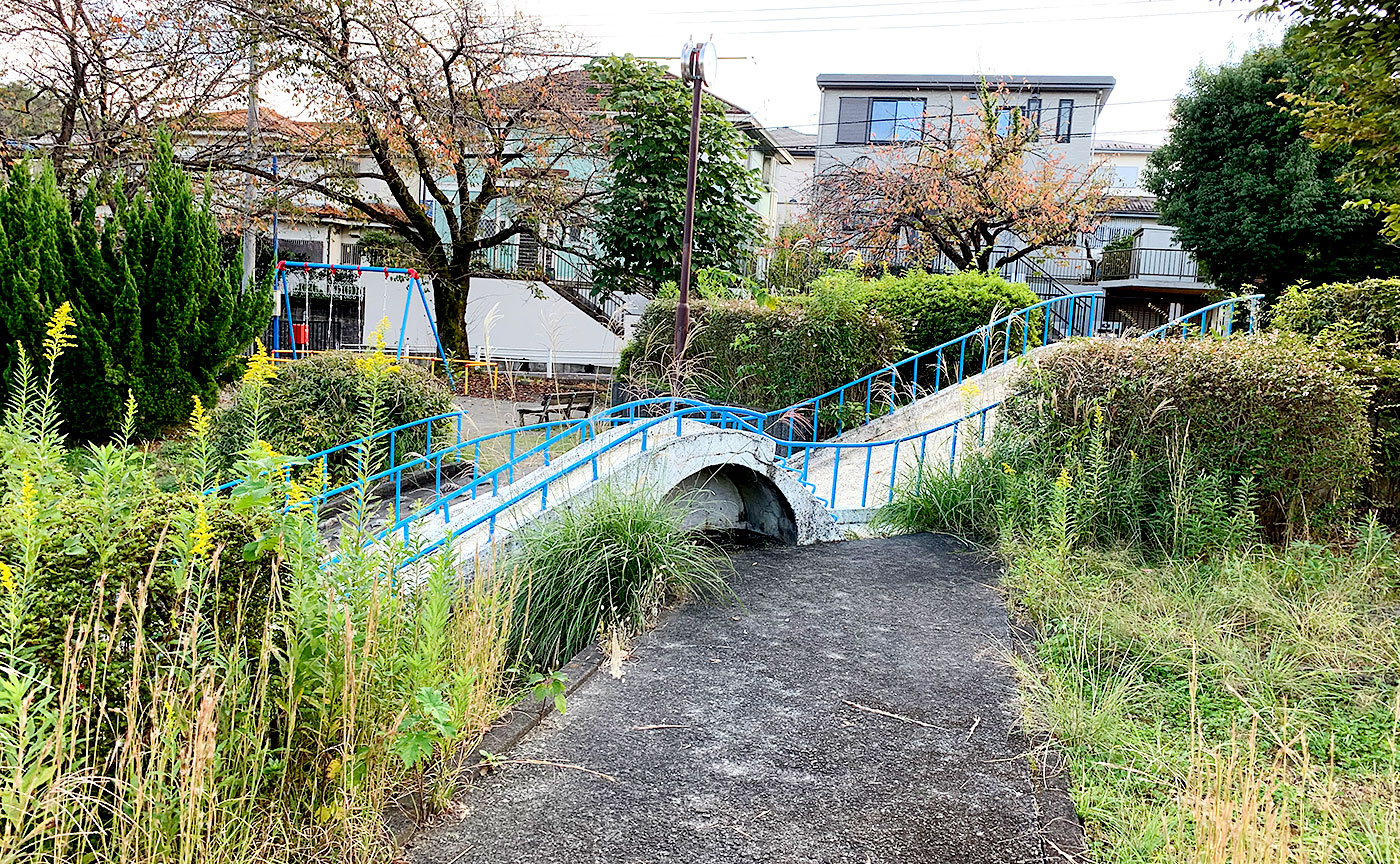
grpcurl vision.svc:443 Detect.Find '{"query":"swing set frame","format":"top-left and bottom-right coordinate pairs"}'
top-left (270, 260), bottom-right (456, 391)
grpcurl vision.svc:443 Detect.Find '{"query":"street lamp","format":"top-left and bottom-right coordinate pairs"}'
top-left (673, 40), bottom-right (716, 365)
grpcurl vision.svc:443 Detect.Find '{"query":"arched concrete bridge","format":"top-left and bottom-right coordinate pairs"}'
top-left (304, 293), bottom-right (1260, 570)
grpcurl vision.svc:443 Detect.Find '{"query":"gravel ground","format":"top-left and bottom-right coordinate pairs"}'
top-left (406, 534), bottom-right (1067, 864)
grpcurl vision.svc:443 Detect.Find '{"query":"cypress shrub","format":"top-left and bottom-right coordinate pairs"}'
top-left (0, 134), bottom-right (270, 439)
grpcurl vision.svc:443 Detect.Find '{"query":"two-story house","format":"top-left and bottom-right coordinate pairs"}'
top-left (196, 69), bottom-right (794, 375)
top-left (809, 73), bottom-right (1212, 333)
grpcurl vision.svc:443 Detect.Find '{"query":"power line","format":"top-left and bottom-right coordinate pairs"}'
top-left (579, 6), bottom-right (1245, 39)
top-left (559, 0), bottom-right (1186, 20)
top-left (562, 0), bottom-right (1202, 29)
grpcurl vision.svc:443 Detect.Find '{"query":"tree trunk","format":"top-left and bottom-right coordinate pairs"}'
top-left (432, 270), bottom-right (470, 359)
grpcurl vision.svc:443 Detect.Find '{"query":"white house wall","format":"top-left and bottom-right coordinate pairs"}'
top-left (464, 278), bottom-right (627, 370)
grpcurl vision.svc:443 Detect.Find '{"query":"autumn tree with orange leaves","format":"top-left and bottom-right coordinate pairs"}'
top-left (196, 0), bottom-right (604, 357)
top-left (811, 85), bottom-right (1109, 273)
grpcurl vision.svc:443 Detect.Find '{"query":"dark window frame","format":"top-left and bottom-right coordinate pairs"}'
top-left (868, 97), bottom-right (926, 143)
top-left (1025, 96), bottom-right (1042, 139)
top-left (1055, 99), bottom-right (1074, 143)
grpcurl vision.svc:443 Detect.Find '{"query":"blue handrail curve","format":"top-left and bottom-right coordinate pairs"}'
top-left (1139, 294), bottom-right (1263, 340)
top-left (758, 291), bottom-right (1102, 442)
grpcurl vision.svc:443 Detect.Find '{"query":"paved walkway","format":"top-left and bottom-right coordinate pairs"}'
top-left (407, 535), bottom-right (1073, 864)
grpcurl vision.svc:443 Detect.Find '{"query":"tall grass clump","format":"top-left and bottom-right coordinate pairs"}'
top-left (877, 334), bottom-right (1398, 863)
top-left (0, 309), bottom-right (518, 863)
top-left (506, 485), bottom-right (732, 669)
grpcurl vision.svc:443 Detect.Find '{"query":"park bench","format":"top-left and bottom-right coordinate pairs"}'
top-left (517, 390), bottom-right (596, 425)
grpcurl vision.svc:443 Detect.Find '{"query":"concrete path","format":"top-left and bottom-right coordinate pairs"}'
top-left (407, 535), bottom-right (1075, 864)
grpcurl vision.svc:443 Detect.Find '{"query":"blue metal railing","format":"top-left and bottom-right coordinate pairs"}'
top-left (1139, 294), bottom-right (1263, 340)
top-left (757, 291), bottom-right (1102, 442)
top-left (219, 291), bottom-right (1273, 568)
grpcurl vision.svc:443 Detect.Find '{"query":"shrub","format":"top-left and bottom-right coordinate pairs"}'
top-left (999, 334), bottom-right (1371, 535)
top-left (1271, 278), bottom-right (1400, 514)
top-left (617, 295), bottom-right (904, 411)
top-left (810, 269), bottom-right (1042, 356)
top-left (0, 135), bottom-right (270, 440)
top-left (505, 485), bottom-right (731, 670)
top-left (209, 349), bottom-right (453, 480)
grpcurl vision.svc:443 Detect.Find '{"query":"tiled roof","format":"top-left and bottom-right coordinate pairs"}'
top-left (1094, 139), bottom-right (1157, 153)
top-left (1104, 194), bottom-right (1159, 215)
top-left (767, 126), bottom-right (817, 156)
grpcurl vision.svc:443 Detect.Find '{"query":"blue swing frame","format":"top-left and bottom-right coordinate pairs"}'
top-left (270, 261), bottom-right (456, 391)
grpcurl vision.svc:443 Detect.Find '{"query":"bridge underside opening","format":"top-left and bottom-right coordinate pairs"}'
top-left (665, 465), bottom-right (799, 545)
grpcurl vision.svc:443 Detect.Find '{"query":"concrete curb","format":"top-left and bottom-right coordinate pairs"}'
top-left (386, 644), bottom-right (608, 849)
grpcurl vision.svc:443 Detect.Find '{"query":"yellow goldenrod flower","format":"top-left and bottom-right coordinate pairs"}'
top-left (0, 561), bottom-right (15, 596)
top-left (189, 396), bottom-right (210, 438)
top-left (190, 500), bottom-right (214, 559)
top-left (1055, 467), bottom-right (1072, 490)
top-left (44, 302), bottom-right (76, 357)
top-left (958, 382), bottom-right (981, 399)
top-left (355, 318), bottom-right (399, 376)
top-left (242, 339), bottom-right (278, 388)
top-left (286, 478), bottom-right (309, 510)
top-left (1002, 462), bottom-right (1016, 476)
top-left (1130, 449), bottom-right (1139, 463)
top-left (18, 473), bottom-right (37, 521)
top-left (249, 440), bottom-right (280, 461)
top-left (1093, 404), bottom-right (1105, 425)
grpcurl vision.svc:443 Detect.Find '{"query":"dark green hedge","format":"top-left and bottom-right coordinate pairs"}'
top-left (617, 295), bottom-right (903, 411)
top-left (1271, 278), bottom-right (1400, 514)
top-left (1000, 334), bottom-right (1371, 534)
top-left (810, 269), bottom-right (1042, 356)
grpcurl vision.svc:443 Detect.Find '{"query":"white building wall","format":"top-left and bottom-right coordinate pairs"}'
top-left (464, 278), bottom-right (630, 371)
top-left (772, 155), bottom-right (814, 225)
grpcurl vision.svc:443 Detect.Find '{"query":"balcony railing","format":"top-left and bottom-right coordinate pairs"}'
top-left (1099, 247), bottom-right (1200, 281)
top-left (468, 241), bottom-right (594, 286)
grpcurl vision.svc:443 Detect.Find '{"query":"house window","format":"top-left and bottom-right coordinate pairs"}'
top-left (275, 239), bottom-right (324, 264)
top-left (340, 243), bottom-right (361, 266)
top-left (1055, 99), bottom-right (1074, 143)
top-left (1025, 97), bottom-right (1042, 138)
top-left (1114, 166), bottom-right (1140, 188)
top-left (868, 98), bottom-right (924, 142)
top-left (835, 97), bottom-right (869, 144)
top-left (995, 106), bottom-right (1015, 137)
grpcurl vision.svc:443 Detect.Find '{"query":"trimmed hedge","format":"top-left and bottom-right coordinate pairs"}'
top-left (1000, 334), bottom-right (1371, 534)
top-left (810, 269), bottom-right (1042, 356)
top-left (617, 295), bottom-right (903, 411)
top-left (210, 352), bottom-right (453, 478)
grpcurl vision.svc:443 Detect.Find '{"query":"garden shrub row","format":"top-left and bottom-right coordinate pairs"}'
top-left (208, 350), bottom-right (453, 482)
top-left (617, 269), bottom-right (1041, 411)
top-left (809, 268), bottom-right (1042, 356)
top-left (1000, 334), bottom-right (1371, 536)
top-left (1270, 278), bottom-right (1400, 515)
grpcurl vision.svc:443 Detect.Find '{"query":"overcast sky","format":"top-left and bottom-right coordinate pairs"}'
top-left (519, 0), bottom-right (1289, 145)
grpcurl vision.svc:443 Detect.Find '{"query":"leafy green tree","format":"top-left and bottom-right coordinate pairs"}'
top-left (586, 55), bottom-right (762, 295)
top-left (1253, 1), bottom-right (1400, 238)
top-left (1143, 43), bottom-right (1400, 299)
top-left (0, 134), bottom-right (269, 439)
